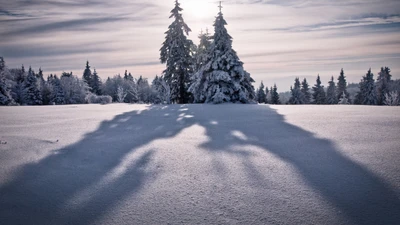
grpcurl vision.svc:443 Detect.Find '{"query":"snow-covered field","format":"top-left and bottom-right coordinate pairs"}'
top-left (0, 104), bottom-right (399, 225)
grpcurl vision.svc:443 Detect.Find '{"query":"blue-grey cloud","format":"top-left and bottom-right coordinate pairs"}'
top-left (1, 16), bottom-right (128, 37)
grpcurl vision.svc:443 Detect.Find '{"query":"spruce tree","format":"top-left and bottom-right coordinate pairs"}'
top-left (265, 86), bottom-right (269, 104)
top-left (289, 77), bottom-right (305, 104)
top-left (92, 69), bottom-right (102, 95)
top-left (0, 57), bottom-right (14, 105)
top-left (83, 61), bottom-right (92, 87)
top-left (326, 76), bottom-right (338, 104)
top-left (376, 67), bottom-right (392, 105)
top-left (160, 0), bottom-right (194, 104)
top-left (256, 81), bottom-right (266, 103)
top-left (312, 75), bottom-right (326, 104)
top-left (338, 91), bottom-right (349, 104)
top-left (357, 68), bottom-right (377, 105)
top-left (51, 75), bottom-right (65, 105)
top-left (337, 68), bottom-right (349, 101)
top-left (301, 78), bottom-right (311, 104)
top-left (195, 29), bottom-right (212, 72)
top-left (189, 2), bottom-right (255, 104)
top-left (270, 84), bottom-right (280, 104)
top-left (23, 67), bottom-right (42, 105)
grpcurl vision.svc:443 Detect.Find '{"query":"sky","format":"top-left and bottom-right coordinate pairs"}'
top-left (1, 0), bottom-right (400, 91)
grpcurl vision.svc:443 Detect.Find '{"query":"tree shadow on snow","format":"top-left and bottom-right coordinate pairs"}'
top-left (0, 104), bottom-right (399, 225)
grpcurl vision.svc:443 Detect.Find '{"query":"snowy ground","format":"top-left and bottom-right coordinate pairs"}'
top-left (0, 104), bottom-right (399, 225)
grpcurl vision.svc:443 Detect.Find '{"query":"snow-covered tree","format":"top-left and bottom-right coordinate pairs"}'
top-left (384, 91), bottom-right (399, 106)
top-left (137, 76), bottom-right (152, 103)
top-left (337, 68), bottom-right (349, 101)
top-left (270, 84), bottom-right (280, 104)
top-left (189, 2), bottom-right (255, 104)
top-left (60, 73), bottom-right (89, 104)
top-left (23, 67), bottom-right (42, 105)
top-left (312, 75), bottom-right (326, 104)
top-left (256, 81), bottom-right (267, 103)
top-left (92, 69), bottom-right (102, 95)
top-left (356, 68), bottom-right (377, 105)
top-left (338, 91), bottom-right (349, 104)
top-left (124, 70), bottom-right (134, 82)
top-left (49, 75), bottom-right (65, 105)
top-left (160, 0), bottom-right (194, 103)
top-left (116, 86), bottom-right (127, 103)
top-left (195, 29), bottom-right (212, 72)
top-left (289, 77), bottom-right (305, 104)
top-left (376, 67), bottom-right (392, 105)
top-left (83, 61), bottom-right (92, 88)
top-left (326, 76), bottom-right (338, 104)
top-left (0, 57), bottom-right (14, 105)
top-left (301, 78), bottom-right (311, 104)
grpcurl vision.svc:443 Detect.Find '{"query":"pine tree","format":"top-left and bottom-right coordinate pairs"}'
top-left (338, 91), bottom-right (349, 104)
top-left (0, 57), bottom-right (14, 105)
top-left (51, 75), bottom-right (65, 105)
top-left (23, 66), bottom-right (42, 105)
top-left (312, 75), bottom-right (326, 104)
top-left (301, 78), bottom-right (311, 104)
top-left (376, 67), bottom-right (392, 105)
top-left (265, 86), bottom-right (269, 104)
top-left (189, 2), bottom-right (255, 104)
top-left (270, 84), bottom-right (280, 104)
top-left (160, 0), bottom-right (194, 104)
top-left (256, 81), bottom-right (266, 103)
top-left (92, 69), bottom-right (102, 95)
top-left (337, 68), bottom-right (349, 101)
top-left (289, 77), bottom-right (305, 104)
top-left (357, 68), bottom-right (377, 105)
top-left (326, 76), bottom-right (338, 104)
top-left (195, 29), bottom-right (212, 71)
top-left (83, 61), bottom-right (92, 87)
top-left (11, 65), bottom-right (26, 104)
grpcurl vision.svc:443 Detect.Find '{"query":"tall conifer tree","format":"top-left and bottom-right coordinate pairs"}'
top-left (189, 2), bottom-right (255, 103)
top-left (160, 0), bottom-right (194, 103)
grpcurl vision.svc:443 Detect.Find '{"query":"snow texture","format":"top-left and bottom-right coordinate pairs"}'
top-left (0, 104), bottom-right (399, 225)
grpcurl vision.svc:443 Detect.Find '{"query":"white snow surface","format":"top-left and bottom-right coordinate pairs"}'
top-left (0, 104), bottom-right (399, 225)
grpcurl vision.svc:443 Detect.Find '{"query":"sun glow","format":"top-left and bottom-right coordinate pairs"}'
top-left (185, 0), bottom-right (215, 19)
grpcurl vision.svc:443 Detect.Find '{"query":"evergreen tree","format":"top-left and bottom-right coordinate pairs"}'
top-left (356, 68), bottom-right (377, 105)
top-left (11, 65), bottom-right (26, 104)
top-left (0, 57), bottom-right (14, 105)
top-left (326, 76), bottom-right (338, 104)
top-left (289, 77), bottom-right (305, 104)
top-left (265, 86), bottom-right (269, 104)
top-left (376, 67), bottom-right (392, 105)
top-left (337, 68), bottom-right (349, 101)
top-left (195, 29), bottom-right (212, 71)
top-left (312, 75), bottom-right (326, 104)
top-left (91, 69), bottom-right (102, 95)
top-left (256, 81), bottom-right (266, 103)
top-left (270, 84), bottom-right (280, 104)
top-left (189, 2), bottom-right (255, 104)
top-left (23, 66), bottom-right (42, 105)
top-left (51, 75), bottom-right (65, 105)
top-left (338, 91), bottom-right (349, 104)
top-left (83, 61), bottom-right (92, 87)
top-left (160, 0), bottom-right (194, 103)
top-left (137, 75), bottom-right (151, 103)
top-left (301, 78), bottom-right (311, 104)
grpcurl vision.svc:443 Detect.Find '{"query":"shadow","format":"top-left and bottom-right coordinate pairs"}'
top-left (0, 105), bottom-right (191, 225)
top-left (0, 104), bottom-right (399, 224)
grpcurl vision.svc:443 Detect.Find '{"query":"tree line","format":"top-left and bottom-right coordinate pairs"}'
top-left (0, 57), bottom-right (173, 106)
top-left (255, 68), bottom-right (399, 106)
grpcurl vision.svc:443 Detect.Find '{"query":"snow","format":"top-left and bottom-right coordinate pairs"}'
top-left (0, 104), bottom-right (399, 225)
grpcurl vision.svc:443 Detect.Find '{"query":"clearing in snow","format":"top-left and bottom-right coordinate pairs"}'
top-left (0, 104), bottom-right (399, 225)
